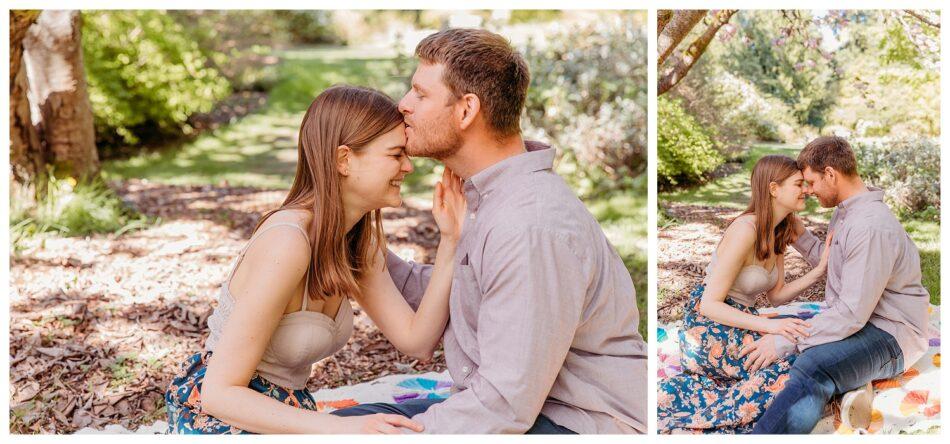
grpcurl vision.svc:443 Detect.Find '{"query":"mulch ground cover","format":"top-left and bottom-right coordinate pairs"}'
top-left (10, 180), bottom-right (447, 433)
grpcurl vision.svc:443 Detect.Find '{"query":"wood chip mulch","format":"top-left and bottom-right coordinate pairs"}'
top-left (10, 180), bottom-right (446, 434)
top-left (658, 202), bottom-right (829, 323)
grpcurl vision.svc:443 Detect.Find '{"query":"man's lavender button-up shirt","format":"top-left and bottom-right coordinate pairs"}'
top-left (386, 142), bottom-right (647, 433)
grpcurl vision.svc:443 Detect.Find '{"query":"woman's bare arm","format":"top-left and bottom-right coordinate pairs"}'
top-left (199, 227), bottom-right (421, 434)
top-left (354, 169), bottom-right (465, 360)
top-left (699, 220), bottom-right (776, 333)
top-left (766, 231), bottom-right (833, 306)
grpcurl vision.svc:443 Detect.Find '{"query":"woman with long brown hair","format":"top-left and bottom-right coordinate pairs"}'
top-left (164, 85), bottom-right (466, 434)
top-left (658, 155), bottom-right (833, 433)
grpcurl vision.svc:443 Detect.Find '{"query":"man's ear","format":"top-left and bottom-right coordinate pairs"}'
top-left (457, 93), bottom-right (481, 131)
top-left (824, 166), bottom-right (837, 185)
top-left (336, 145), bottom-right (352, 176)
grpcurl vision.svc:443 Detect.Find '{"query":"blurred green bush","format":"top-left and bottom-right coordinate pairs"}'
top-left (83, 11), bottom-right (231, 150)
top-left (523, 13), bottom-right (647, 197)
top-left (854, 137), bottom-right (940, 219)
top-left (658, 96), bottom-right (723, 187)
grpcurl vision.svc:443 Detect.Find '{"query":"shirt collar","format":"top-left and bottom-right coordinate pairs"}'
top-left (838, 186), bottom-right (884, 212)
top-left (462, 141), bottom-right (554, 211)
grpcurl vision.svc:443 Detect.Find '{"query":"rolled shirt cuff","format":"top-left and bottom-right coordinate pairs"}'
top-left (773, 334), bottom-right (797, 358)
top-left (793, 228), bottom-right (819, 255)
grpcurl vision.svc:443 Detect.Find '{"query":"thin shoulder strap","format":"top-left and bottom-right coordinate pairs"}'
top-left (225, 223), bottom-right (311, 284)
top-left (712, 215), bottom-right (755, 257)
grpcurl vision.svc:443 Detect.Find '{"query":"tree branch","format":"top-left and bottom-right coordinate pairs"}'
top-left (658, 9), bottom-right (738, 96)
top-left (657, 10), bottom-right (707, 67)
top-left (657, 10), bottom-right (673, 36)
top-left (903, 10), bottom-right (940, 28)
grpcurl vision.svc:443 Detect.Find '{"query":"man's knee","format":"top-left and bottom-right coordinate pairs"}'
top-left (789, 363), bottom-right (835, 399)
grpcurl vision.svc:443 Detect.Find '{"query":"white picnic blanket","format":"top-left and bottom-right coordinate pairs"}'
top-left (657, 302), bottom-right (941, 434)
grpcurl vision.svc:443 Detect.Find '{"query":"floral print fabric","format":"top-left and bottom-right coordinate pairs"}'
top-left (165, 352), bottom-right (317, 434)
top-left (657, 285), bottom-right (795, 434)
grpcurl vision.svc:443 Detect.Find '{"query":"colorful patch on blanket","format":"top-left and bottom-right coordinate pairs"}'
top-left (309, 371), bottom-right (452, 413)
top-left (657, 302), bottom-right (941, 434)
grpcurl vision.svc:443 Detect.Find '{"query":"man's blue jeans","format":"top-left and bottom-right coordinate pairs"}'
top-left (752, 322), bottom-right (904, 434)
top-left (331, 398), bottom-right (576, 434)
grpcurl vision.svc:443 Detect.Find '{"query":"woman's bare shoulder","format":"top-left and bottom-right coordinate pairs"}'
top-left (721, 215), bottom-right (756, 249)
top-left (260, 208), bottom-right (313, 229)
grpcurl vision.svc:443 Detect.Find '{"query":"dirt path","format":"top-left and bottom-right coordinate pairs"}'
top-left (657, 202), bottom-right (830, 323)
top-left (9, 180), bottom-right (446, 433)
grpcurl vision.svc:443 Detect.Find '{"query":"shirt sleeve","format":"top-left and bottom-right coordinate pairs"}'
top-left (385, 249), bottom-right (432, 311)
top-left (792, 227), bottom-right (823, 267)
top-left (414, 227), bottom-right (587, 433)
top-left (783, 227), bottom-right (896, 356)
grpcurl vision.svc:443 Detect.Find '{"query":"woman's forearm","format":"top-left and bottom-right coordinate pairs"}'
top-left (700, 298), bottom-right (772, 333)
top-left (767, 267), bottom-right (823, 306)
top-left (401, 240), bottom-right (456, 358)
top-left (201, 384), bottom-right (344, 434)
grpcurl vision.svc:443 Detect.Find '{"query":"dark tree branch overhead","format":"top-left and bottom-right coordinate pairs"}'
top-left (657, 10), bottom-right (673, 36)
top-left (658, 9), bottom-right (738, 96)
top-left (657, 10), bottom-right (707, 67)
top-left (903, 9), bottom-right (940, 28)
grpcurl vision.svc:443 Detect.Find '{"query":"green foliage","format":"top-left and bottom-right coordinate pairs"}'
top-left (273, 11), bottom-right (342, 45)
top-left (826, 14), bottom-right (940, 137)
top-left (169, 11), bottom-right (287, 92)
top-left (854, 137), bottom-right (940, 218)
top-left (720, 11), bottom-right (841, 129)
top-left (523, 12), bottom-right (647, 197)
top-left (657, 96), bottom-right (723, 187)
top-left (11, 174), bottom-right (149, 251)
top-left (509, 10), bottom-right (563, 24)
top-left (671, 58), bottom-right (799, 156)
top-left (902, 219), bottom-right (941, 305)
top-left (171, 11), bottom-right (341, 92)
top-left (103, 48), bottom-right (414, 191)
top-left (82, 10), bottom-right (231, 148)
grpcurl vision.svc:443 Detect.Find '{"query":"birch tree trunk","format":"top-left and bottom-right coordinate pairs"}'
top-left (23, 10), bottom-right (99, 180)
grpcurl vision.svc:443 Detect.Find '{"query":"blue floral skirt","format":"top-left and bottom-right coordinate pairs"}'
top-left (657, 285), bottom-right (796, 434)
top-left (165, 351), bottom-right (317, 434)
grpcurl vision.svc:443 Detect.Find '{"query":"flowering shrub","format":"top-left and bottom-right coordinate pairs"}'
top-left (522, 14), bottom-right (647, 196)
top-left (854, 137), bottom-right (940, 219)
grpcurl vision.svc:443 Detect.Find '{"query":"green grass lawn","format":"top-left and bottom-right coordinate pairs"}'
top-left (661, 143), bottom-right (940, 305)
top-left (102, 45), bottom-right (650, 330)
